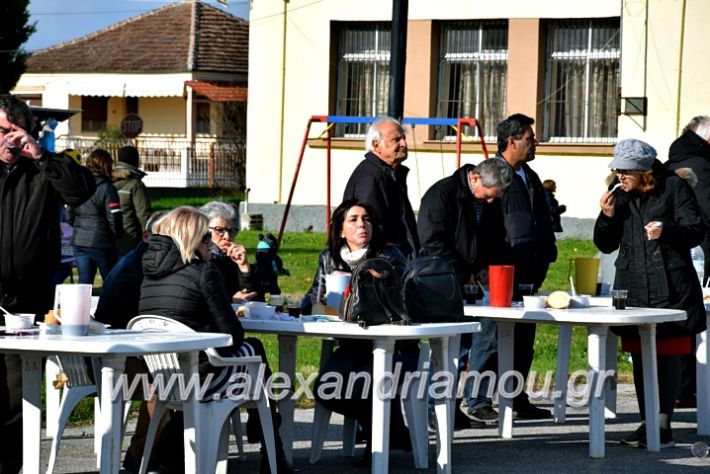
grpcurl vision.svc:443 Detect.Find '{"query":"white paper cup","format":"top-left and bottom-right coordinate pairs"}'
top-left (244, 302), bottom-right (276, 320)
top-left (4, 313), bottom-right (35, 332)
top-left (523, 295), bottom-right (546, 309)
top-left (325, 273), bottom-right (350, 311)
top-left (569, 295), bottom-right (591, 308)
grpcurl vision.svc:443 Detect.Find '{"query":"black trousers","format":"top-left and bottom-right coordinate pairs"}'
top-left (631, 352), bottom-right (681, 423)
top-left (0, 354), bottom-right (23, 474)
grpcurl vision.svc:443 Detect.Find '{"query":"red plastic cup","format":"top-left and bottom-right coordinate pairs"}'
top-left (489, 265), bottom-right (515, 307)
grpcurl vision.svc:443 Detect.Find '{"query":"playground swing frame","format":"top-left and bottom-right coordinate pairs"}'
top-left (278, 115), bottom-right (489, 243)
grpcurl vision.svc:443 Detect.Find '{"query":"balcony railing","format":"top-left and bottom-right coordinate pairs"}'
top-left (55, 136), bottom-right (245, 189)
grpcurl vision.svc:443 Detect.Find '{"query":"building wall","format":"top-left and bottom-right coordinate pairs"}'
top-left (246, 0), bottom-right (635, 223)
top-left (618, 0), bottom-right (710, 155)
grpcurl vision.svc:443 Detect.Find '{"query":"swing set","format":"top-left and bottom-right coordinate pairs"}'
top-left (277, 115), bottom-right (489, 242)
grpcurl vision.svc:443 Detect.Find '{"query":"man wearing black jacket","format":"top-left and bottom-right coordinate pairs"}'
top-left (418, 158), bottom-right (512, 426)
top-left (666, 115), bottom-right (710, 285)
top-left (495, 113), bottom-right (557, 419)
top-left (343, 117), bottom-right (419, 259)
top-left (665, 115), bottom-right (710, 409)
top-left (0, 94), bottom-right (95, 473)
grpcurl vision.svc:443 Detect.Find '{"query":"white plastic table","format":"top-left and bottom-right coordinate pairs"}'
top-left (697, 307), bottom-right (710, 435)
top-left (463, 305), bottom-right (686, 458)
top-left (0, 329), bottom-right (231, 474)
top-left (240, 318), bottom-right (480, 474)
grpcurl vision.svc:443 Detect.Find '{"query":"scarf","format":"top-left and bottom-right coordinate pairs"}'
top-left (340, 246), bottom-right (368, 267)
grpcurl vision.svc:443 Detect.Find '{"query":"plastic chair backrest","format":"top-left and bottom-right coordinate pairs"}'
top-left (127, 315), bottom-right (198, 402)
top-left (56, 355), bottom-right (94, 388)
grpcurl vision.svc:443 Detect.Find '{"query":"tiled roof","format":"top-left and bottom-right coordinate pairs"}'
top-left (185, 80), bottom-right (247, 102)
top-left (26, 2), bottom-right (248, 74)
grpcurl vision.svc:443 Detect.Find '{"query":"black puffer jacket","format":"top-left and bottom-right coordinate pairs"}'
top-left (140, 235), bottom-right (245, 372)
top-left (666, 129), bottom-right (710, 226)
top-left (417, 164), bottom-right (507, 284)
top-left (594, 162), bottom-right (706, 336)
top-left (495, 155), bottom-right (557, 288)
top-left (66, 175), bottom-right (123, 248)
top-left (343, 152), bottom-right (420, 258)
top-left (0, 151), bottom-right (95, 314)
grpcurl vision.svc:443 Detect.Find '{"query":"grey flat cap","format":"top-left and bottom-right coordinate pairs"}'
top-left (608, 139), bottom-right (657, 171)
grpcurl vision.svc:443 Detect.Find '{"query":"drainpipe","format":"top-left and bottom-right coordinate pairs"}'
top-left (674, 0), bottom-right (687, 136)
top-left (277, 1), bottom-right (289, 202)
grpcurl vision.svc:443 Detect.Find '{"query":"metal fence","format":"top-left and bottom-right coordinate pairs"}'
top-left (55, 136), bottom-right (245, 190)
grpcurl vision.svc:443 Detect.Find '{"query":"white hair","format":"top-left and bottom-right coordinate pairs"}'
top-left (364, 117), bottom-right (403, 152)
top-left (198, 201), bottom-right (237, 223)
top-left (693, 116), bottom-right (710, 141)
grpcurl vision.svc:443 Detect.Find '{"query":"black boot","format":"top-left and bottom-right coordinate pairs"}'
top-left (245, 409), bottom-right (262, 443)
top-left (249, 408), bottom-right (297, 474)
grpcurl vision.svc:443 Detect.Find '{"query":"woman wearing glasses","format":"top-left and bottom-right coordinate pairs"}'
top-left (139, 206), bottom-right (293, 473)
top-left (594, 139), bottom-right (706, 449)
top-left (199, 200), bottom-right (263, 302)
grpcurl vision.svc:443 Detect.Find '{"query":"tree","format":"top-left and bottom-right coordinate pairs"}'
top-left (0, 0), bottom-right (36, 93)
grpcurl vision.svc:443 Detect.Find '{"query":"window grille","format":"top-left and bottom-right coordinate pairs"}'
top-left (544, 18), bottom-right (620, 143)
top-left (334, 23), bottom-right (391, 137)
top-left (435, 20), bottom-right (508, 141)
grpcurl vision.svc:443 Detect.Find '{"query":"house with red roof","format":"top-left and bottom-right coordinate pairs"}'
top-left (12, 1), bottom-right (248, 188)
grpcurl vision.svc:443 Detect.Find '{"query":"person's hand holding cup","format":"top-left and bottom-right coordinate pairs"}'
top-left (644, 220), bottom-right (663, 241)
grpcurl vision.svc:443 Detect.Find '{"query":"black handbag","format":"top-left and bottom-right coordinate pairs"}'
top-left (339, 258), bottom-right (408, 328)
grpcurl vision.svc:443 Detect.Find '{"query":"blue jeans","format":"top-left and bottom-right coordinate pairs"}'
top-left (73, 245), bottom-right (118, 285)
top-left (464, 317), bottom-right (498, 410)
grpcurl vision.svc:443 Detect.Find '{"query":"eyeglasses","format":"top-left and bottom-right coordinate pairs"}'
top-left (209, 226), bottom-right (235, 236)
top-left (614, 169), bottom-right (637, 176)
top-left (201, 232), bottom-right (212, 244)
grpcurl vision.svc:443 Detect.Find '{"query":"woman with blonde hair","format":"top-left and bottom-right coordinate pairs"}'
top-left (139, 206), bottom-right (293, 473)
top-left (65, 148), bottom-right (123, 284)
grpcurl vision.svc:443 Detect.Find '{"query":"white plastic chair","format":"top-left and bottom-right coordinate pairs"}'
top-left (45, 355), bottom-right (131, 474)
top-left (309, 339), bottom-right (430, 469)
top-left (127, 315), bottom-right (277, 474)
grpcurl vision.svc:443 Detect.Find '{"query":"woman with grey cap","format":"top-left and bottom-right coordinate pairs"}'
top-left (594, 138), bottom-right (707, 448)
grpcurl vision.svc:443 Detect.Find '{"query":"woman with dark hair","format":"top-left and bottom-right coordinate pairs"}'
top-left (303, 198), bottom-right (395, 313)
top-left (309, 199), bottom-right (418, 462)
top-left (594, 139), bottom-right (706, 448)
top-left (65, 148), bottom-right (123, 284)
top-left (139, 206), bottom-right (293, 473)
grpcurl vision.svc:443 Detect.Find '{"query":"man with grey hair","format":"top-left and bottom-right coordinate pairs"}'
top-left (667, 115), bottom-right (710, 286)
top-left (418, 159), bottom-right (512, 429)
top-left (665, 115), bottom-right (710, 409)
top-left (343, 116), bottom-right (419, 258)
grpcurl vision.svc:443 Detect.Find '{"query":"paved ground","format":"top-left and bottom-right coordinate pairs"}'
top-left (43, 384), bottom-right (710, 473)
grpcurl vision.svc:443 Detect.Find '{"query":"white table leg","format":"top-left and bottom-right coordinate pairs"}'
top-left (22, 354), bottom-right (42, 474)
top-left (697, 315), bottom-right (710, 435)
top-left (429, 336), bottom-right (459, 474)
top-left (497, 321), bottom-right (515, 439)
top-left (371, 339), bottom-right (394, 474)
top-left (178, 352), bottom-right (200, 474)
top-left (554, 325), bottom-right (572, 424)
top-left (587, 325), bottom-right (608, 458)
top-left (604, 332), bottom-right (618, 419)
top-left (99, 355), bottom-right (127, 474)
top-left (638, 324), bottom-right (660, 451)
top-left (278, 335), bottom-right (297, 463)
top-left (44, 357), bottom-right (61, 437)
